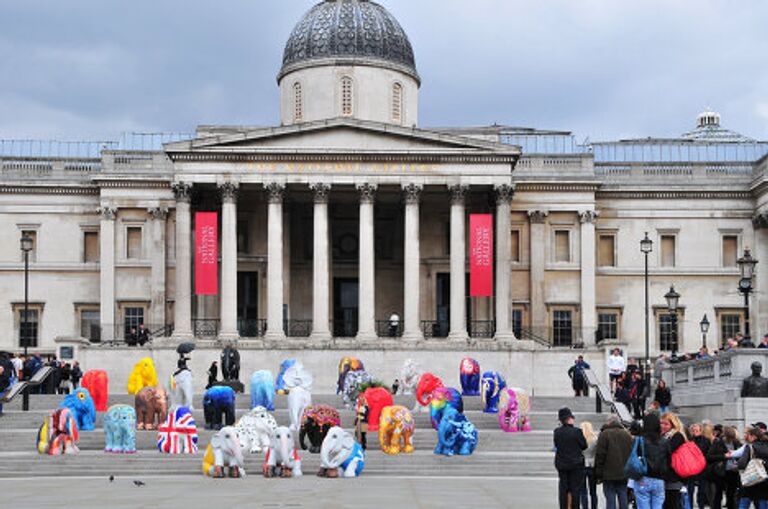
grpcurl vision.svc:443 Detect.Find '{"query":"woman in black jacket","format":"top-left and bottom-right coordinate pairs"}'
top-left (708, 426), bottom-right (742, 509)
top-left (634, 413), bottom-right (672, 509)
top-left (736, 426), bottom-right (768, 507)
top-left (654, 380), bottom-right (672, 413)
top-left (660, 412), bottom-right (687, 509)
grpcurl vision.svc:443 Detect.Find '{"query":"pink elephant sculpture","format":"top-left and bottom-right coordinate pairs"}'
top-left (498, 388), bottom-right (531, 432)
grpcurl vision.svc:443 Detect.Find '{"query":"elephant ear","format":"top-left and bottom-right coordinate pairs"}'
top-left (211, 432), bottom-right (222, 450)
top-left (340, 431), bottom-right (355, 456)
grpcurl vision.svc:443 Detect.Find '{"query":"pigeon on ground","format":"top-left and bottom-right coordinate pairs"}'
top-left (133, 480), bottom-right (145, 487)
top-left (109, 475), bottom-right (114, 482)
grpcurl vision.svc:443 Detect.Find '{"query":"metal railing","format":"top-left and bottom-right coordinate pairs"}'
top-left (193, 319), bottom-right (220, 338)
top-left (284, 319), bottom-right (312, 338)
top-left (238, 319), bottom-right (266, 337)
top-left (421, 320), bottom-right (449, 339)
top-left (518, 327), bottom-right (600, 348)
top-left (376, 320), bottom-right (403, 338)
top-left (468, 320), bottom-right (496, 338)
top-left (95, 324), bottom-right (169, 345)
top-left (332, 319), bottom-right (358, 338)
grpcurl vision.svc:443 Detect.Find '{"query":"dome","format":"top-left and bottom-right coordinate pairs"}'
top-left (279, 0), bottom-right (419, 84)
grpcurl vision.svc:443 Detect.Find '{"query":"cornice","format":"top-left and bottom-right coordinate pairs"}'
top-left (596, 190), bottom-right (751, 199)
top-left (96, 180), bottom-right (171, 189)
top-left (515, 182), bottom-right (600, 193)
top-left (167, 152), bottom-right (519, 165)
top-left (0, 185), bottom-right (98, 195)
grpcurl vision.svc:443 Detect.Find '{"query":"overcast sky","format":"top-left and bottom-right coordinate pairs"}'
top-left (0, 0), bottom-right (766, 142)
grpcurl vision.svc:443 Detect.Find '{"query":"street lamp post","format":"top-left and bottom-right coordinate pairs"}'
top-left (20, 234), bottom-right (33, 356)
top-left (640, 233), bottom-right (653, 380)
top-left (700, 314), bottom-right (710, 350)
top-left (737, 248), bottom-right (758, 343)
top-left (664, 286), bottom-right (681, 353)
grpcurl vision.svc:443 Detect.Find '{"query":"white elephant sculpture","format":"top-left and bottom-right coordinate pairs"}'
top-left (263, 426), bottom-right (302, 478)
top-left (202, 426), bottom-right (246, 478)
top-left (235, 406), bottom-right (277, 453)
top-left (400, 359), bottom-right (422, 396)
top-left (287, 386), bottom-right (311, 433)
top-left (282, 361), bottom-right (313, 392)
top-left (318, 426), bottom-right (365, 478)
top-left (170, 370), bottom-right (194, 411)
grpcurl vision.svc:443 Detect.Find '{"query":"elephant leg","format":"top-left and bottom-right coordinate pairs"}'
top-left (344, 460), bottom-right (359, 478)
top-left (225, 405), bottom-right (235, 426)
top-left (403, 431), bottom-right (414, 453)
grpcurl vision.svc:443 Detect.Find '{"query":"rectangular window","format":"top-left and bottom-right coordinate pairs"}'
top-left (598, 234), bottom-right (615, 267)
top-left (552, 310), bottom-right (573, 346)
top-left (123, 307), bottom-right (144, 340)
top-left (510, 230), bottom-right (520, 263)
top-left (722, 235), bottom-right (738, 267)
top-left (720, 313), bottom-right (742, 345)
top-left (21, 230), bottom-right (37, 262)
top-left (80, 310), bottom-right (101, 342)
top-left (237, 219), bottom-right (249, 254)
top-left (20, 308), bottom-right (39, 348)
top-left (84, 231), bottom-right (99, 262)
top-left (597, 312), bottom-right (618, 342)
top-left (660, 235), bottom-right (676, 267)
top-left (659, 313), bottom-right (679, 351)
top-left (126, 227), bottom-right (142, 259)
top-left (554, 230), bottom-right (570, 263)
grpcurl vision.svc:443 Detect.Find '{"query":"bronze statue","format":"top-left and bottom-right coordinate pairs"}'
top-left (741, 361), bottom-right (768, 397)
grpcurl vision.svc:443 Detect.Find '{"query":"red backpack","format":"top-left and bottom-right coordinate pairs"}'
top-left (671, 441), bottom-right (706, 478)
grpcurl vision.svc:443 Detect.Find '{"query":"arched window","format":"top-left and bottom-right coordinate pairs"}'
top-left (392, 82), bottom-right (403, 123)
top-left (293, 82), bottom-right (303, 123)
top-left (341, 76), bottom-right (353, 116)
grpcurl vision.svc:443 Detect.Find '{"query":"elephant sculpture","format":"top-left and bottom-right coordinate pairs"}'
top-left (204, 385), bottom-right (236, 430)
top-left (429, 387), bottom-right (464, 430)
top-left (134, 386), bottom-right (168, 430)
top-left (235, 406), bottom-right (277, 454)
top-left (103, 404), bottom-right (136, 453)
top-left (379, 405), bottom-right (415, 455)
top-left (416, 372), bottom-right (445, 408)
top-left (157, 406), bottom-right (199, 454)
top-left (400, 358), bottom-right (422, 395)
top-left (127, 357), bottom-right (158, 395)
top-left (275, 359), bottom-right (297, 394)
top-left (481, 371), bottom-right (507, 413)
top-left (36, 407), bottom-right (79, 455)
top-left (318, 426), bottom-right (365, 478)
top-left (341, 369), bottom-right (372, 408)
top-left (220, 346), bottom-right (240, 381)
top-left (287, 386), bottom-right (311, 433)
top-left (80, 370), bottom-right (109, 412)
top-left (58, 388), bottom-right (97, 431)
top-left (282, 361), bottom-right (313, 392)
top-left (203, 426), bottom-right (246, 478)
top-left (499, 387), bottom-right (532, 432)
top-left (459, 358), bottom-right (481, 396)
top-left (336, 356), bottom-right (365, 394)
top-left (358, 387), bottom-right (393, 433)
top-left (169, 370), bottom-right (194, 411)
top-left (434, 406), bottom-right (478, 456)
top-left (249, 370), bottom-right (275, 411)
top-left (299, 404), bottom-right (341, 453)
top-left (263, 426), bottom-right (303, 478)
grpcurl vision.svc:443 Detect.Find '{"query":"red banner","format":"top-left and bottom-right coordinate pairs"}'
top-left (195, 212), bottom-right (218, 295)
top-left (469, 214), bottom-right (493, 297)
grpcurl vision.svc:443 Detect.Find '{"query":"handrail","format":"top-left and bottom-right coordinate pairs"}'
top-left (583, 368), bottom-right (634, 425)
top-left (1, 366), bottom-right (55, 411)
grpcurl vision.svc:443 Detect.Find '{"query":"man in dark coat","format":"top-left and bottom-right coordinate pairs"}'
top-left (568, 356), bottom-right (591, 397)
top-left (594, 414), bottom-right (634, 509)
top-left (554, 407), bottom-right (587, 509)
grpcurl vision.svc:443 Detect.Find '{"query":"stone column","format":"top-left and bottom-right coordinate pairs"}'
top-left (752, 213), bottom-right (768, 335)
top-left (172, 183), bottom-right (193, 340)
top-left (310, 183), bottom-right (331, 340)
top-left (357, 183), bottom-right (377, 340)
top-left (98, 206), bottom-right (117, 342)
top-left (402, 183), bottom-right (423, 341)
top-left (449, 185), bottom-right (469, 342)
top-left (265, 183), bottom-right (286, 340)
top-left (528, 210), bottom-right (548, 332)
top-left (148, 207), bottom-right (168, 329)
top-left (495, 185), bottom-right (515, 341)
top-left (218, 183), bottom-right (239, 340)
top-left (579, 210), bottom-right (598, 347)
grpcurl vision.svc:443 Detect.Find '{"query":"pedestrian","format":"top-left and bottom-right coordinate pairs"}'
top-left (355, 395), bottom-right (370, 451)
top-left (709, 426), bottom-right (742, 509)
top-left (125, 327), bottom-right (138, 346)
top-left (568, 356), bottom-right (591, 397)
top-left (608, 348), bottom-right (626, 394)
top-left (626, 357), bottom-right (640, 377)
top-left (687, 423), bottom-right (711, 509)
top-left (660, 412), bottom-right (687, 509)
top-left (595, 414), bottom-right (634, 509)
top-left (58, 362), bottom-right (72, 395)
top-left (654, 355), bottom-right (668, 385)
top-left (554, 407), bottom-right (587, 509)
top-left (388, 311), bottom-right (400, 337)
top-left (654, 380), bottom-right (671, 414)
top-left (46, 356), bottom-right (61, 395)
top-left (0, 352), bottom-right (15, 416)
top-left (634, 413), bottom-right (671, 509)
top-left (735, 426), bottom-right (768, 508)
top-left (579, 421), bottom-right (599, 509)
top-left (137, 324), bottom-right (151, 346)
top-left (392, 379), bottom-right (400, 395)
top-left (11, 353), bottom-right (22, 381)
top-left (206, 361), bottom-right (218, 389)
top-left (70, 361), bottom-right (83, 389)
top-left (628, 371), bottom-right (647, 420)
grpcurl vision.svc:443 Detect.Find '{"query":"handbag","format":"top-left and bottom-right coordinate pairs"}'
top-left (740, 445), bottom-right (768, 487)
top-left (671, 441), bottom-right (707, 478)
top-left (624, 436), bottom-right (648, 480)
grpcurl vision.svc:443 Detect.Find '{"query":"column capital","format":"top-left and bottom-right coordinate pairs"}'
top-left (310, 183), bottom-right (331, 204)
top-left (265, 182), bottom-right (285, 204)
top-left (579, 210), bottom-right (599, 224)
top-left (527, 210), bottom-right (549, 224)
top-left (172, 182), bottom-right (192, 202)
top-left (356, 183), bottom-right (377, 204)
top-left (402, 183), bottom-right (423, 205)
top-left (449, 184), bottom-right (469, 205)
top-left (97, 206), bottom-right (117, 221)
top-left (218, 182), bottom-right (239, 203)
top-left (148, 207), bottom-right (170, 221)
top-left (753, 212), bottom-right (768, 229)
top-left (494, 184), bottom-right (514, 205)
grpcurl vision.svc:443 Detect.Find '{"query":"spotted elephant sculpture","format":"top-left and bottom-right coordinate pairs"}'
top-left (37, 407), bottom-right (79, 455)
top-left (499, 387), bottom-right (532, 432)
top-left (434, 406), bottom-right (478, 457)
top-left (299, 404), bottom-right (341, 453)
top-left (341, 369), bottom-right (372, 408)
top-left (318, 426), bottom-right (365, 478)
top-left (249, 370), bottom-right (275, 411)
top-left (203, 385), bottom-right (236, 430)
top-left (134, 386), bottom-right (168, 430)
top-left (379, 405), bottom-right (415, 455)
top-left (203, 426), bottom-right (246, 478)
top-left (127, 358), bottom-right (158, 395)
top-left (235, 406), bottom-right (277, 454)
top-left (104, 404), bottom-right (136, 453)
top-left (80, 370), bottom-right (109, 412)
top-left (429, 387), bottom-right (464, 430)
top-left (459, 358), bottom-right (481, 396)
top-left (481, 371), bottom-right (506, 413)
top-left (58, 388), bottom-right (97, 431)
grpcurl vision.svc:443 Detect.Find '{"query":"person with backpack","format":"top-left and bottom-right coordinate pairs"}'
top-left (554, 407), bottom-right (588, 509)
top-left (595, 414), bottom-right (634, 509)
top-left (735, 426), bottom-right (768, 508)
top-left (633, 413), bottom-right (672, 509)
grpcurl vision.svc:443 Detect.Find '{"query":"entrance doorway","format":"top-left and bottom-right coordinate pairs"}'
top-left (333, 278), bottom-right (359, 337)
top-left (435, 273), bottom-right (450, 337)
top-left (237, 271), bottom-right (259, 336)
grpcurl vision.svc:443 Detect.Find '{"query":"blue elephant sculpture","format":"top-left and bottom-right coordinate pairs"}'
top-left (434, 406), bottom-right (478, 456)
top-left (275, 359), bottom-right (297, 394)
top-left (459, 358), bottom-right (481, 396)
top-left (250, 370), bottom-right (275, 411)
top-left (203, 386), bottom-right (236, 430)
top-left (104, 404), bottom-right (136, 453)
top-left (58, 388), bottom-right (97, 431)
top-left (429, 387), bottom-right (464, 430)
top-left (481, 371), bottom-right (506, 413)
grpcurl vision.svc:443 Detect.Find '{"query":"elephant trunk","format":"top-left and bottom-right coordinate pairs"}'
top-left (279, 433), bottom-right (294, 468)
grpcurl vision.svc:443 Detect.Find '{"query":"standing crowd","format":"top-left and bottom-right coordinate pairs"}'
top-left (0, 351), bottom-right (83, 415)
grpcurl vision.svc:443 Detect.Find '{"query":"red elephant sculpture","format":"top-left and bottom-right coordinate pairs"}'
top-left (416, 373), bottom-right (445, 407)
top-left (358, 387), bottom-right (393, 433)
top-left (81, 370), bottom-right (109, 412)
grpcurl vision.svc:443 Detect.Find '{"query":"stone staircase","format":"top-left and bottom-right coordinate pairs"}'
top-left (0, 393), bottom-right (603, 478)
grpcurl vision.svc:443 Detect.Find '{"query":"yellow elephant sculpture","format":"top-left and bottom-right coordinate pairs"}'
top-left (379, 405), bottom-right (415, 455)
top-left (127, 358), bottom-right (159, 395)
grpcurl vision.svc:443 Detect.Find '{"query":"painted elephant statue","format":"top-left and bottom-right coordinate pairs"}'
top-left (235, 406), bottom-right (277, 453)
top-left (499, 387), bottom-right (532, 432)
top-left (169, 370), bottom-right (194, 411)
top-left (400, 358), bottom-right (422, 396)
top-left (127, 357), bottom-right (158, 395)
top-left (336, 356), bottom-right (365, 394)
top-left (481, 371), bottom-right (507, 413)
top-left (341, 369), bottom-right (372, 408)
top-left (300, 404), bottom-right (341, 453)
top-left (204, 385), bottom-right (236, 430)
top-left (275, 359), bottom-right (297, 394)
top-left (263, 426), bottom-right (303, 478)
top-left (250, 370), bottom-right (275, 411)
top-left (103, 404), bottom-right (136, 453)
top-left (434, 406), bottom-right (478, 457)
top-left (203, 426), bottom-right (246, 478)
top-left (37, 407), bottom-right (79, 455)
top-left (157, 406), bottom-right (199, 454)
top-left (358, 387), bottom-right (393, 433)
top-left (318, 426), bottom-right (365, 478)
top-left (134, 386), bottom-right (168, 430)
top-left (80, 370), bottom-right (109, 412)
top-left (379, 405), bottom-right (415, 455)
top-left (459, 358), bottom-right (481, 396)
top-left (58, 388), bottom-right (97, 431)
top-left (220, 346), bottom-right (240, 381)
top-left (416, 372), bottom-right (444, 408)
top-left (282, 361), bottom-right (313, 392)
top-left (429, 387), bottom-right (464, 430)
top-left (287, 386), bottom-right (311, 433)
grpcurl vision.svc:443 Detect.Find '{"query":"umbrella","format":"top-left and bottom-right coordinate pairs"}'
top-left (176, 342), bottom-right (195, 355)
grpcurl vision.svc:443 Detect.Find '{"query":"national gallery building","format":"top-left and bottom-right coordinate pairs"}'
top-left (2, 0), bottom-right (768, 362)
